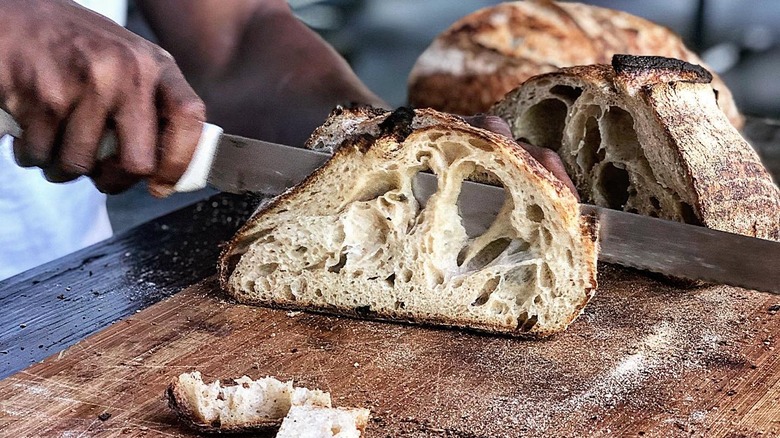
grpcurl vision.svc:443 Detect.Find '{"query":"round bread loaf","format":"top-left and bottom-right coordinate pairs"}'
top-left (408, 0), bottom-right (743, 129)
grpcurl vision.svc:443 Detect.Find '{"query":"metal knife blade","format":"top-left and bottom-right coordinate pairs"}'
top-left (206, 134), bottom-right (329, 194)
top-left (581, 205), bottom-right (780, 293)
top-left (4, 103), bottom-right (775, 293)
top-left (213, 139), bottom-right (780, 294)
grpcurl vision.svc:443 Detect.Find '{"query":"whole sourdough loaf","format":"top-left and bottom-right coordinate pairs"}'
top-left (408, 0), bottom-right (743, 128)
top-left (220, 107), bottom-right (598, 337)
top-left (490, 55), bottom-right (780, 240)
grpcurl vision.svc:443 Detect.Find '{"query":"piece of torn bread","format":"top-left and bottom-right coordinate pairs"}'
top-left (490, 55), bottom-right (780, 240)
top-left (166, 371), bottom-right (331, 432)
top-left (220, 107), bottom-right (598, 337)
top-left (276, 406), bottom-right (370, 438)
top-left (408, 0), bottom-right (742, 129)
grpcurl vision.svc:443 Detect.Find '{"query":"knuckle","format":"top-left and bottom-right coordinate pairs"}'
top-left (123, 160), bottom-right (155, 177)
top-left (175, 97), bottom-right (206, 121)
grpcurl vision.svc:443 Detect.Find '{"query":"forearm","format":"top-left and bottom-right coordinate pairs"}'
top-left (137, 0), bottom-right (385, 145)
top-left (136, 0), bottom-right (263, 87)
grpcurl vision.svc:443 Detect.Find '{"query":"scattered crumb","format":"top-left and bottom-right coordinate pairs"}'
top-left (286, 311), bottom-right (302, 317)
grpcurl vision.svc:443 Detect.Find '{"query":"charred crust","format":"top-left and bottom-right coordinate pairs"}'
top-left (378, 107), bottom-right (416, 142)
top-left (612, 54), bottom-right (712, 84)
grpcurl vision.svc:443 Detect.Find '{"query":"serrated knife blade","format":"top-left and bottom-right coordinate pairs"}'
top-left (207, 138), bottom-right (780, 294)
top-left (4, 104), bottom-right (775, 293)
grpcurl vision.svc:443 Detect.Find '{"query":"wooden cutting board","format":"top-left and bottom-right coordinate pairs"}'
top-left (0, 265), bottom-right (778, 437)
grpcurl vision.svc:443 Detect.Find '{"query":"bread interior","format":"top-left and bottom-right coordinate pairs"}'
top-left (226, 126), bottom-right (595, 335)
top-left (507, 80), bottom-right (700, 224)
top-left (173, 372), bottom-right (331, 428)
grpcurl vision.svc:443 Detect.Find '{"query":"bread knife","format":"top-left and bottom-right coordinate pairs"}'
top-left (1, 110), bottom-right (778, 294)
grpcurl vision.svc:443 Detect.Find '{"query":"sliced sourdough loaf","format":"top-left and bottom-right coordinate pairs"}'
top-left (276, 406), bottom-right (370, 438)
top-left (490, 55), bottom-right (780, 240)
top-left (166, 371), bottom-right (331, 432)
top-left (408, 0), bottom-right (742, 128)
top-left (220, 107), bottom-right (598, 337)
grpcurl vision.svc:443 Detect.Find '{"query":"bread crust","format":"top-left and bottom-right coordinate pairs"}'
top-left (408, 0), bottom-right (743, 129)
top-left (220, 107), bottom-right (598, 338)
top-left (490, 54), bottom-right (780, 240)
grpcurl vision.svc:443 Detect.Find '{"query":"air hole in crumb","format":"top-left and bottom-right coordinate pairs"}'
top-left (540, 227), bottom-right (553, 246)
top-left (550, 85), bottom-right (583, 101)
top-left (578, 116), bottom-right (602, 175)
top-left (280, 284), bottom-right (294, 300)
top-left (257, 263), bottom-right (279, 276)
top-left (599, 163), bottom-right (631, 209)
top-left (328, 253), bottom-right (347, 274)
top-left (394, 300), bottom-right (405, 310)
top-left (295, 246), bottom-right (307, 253)
top-left (400, 268), bottom-right (412, 282)
top-left (415, 150), bottom-right (432, 163)
top-left (462, 238), bottom-right (512, 270)
top-left (471, 277), bottom-right (500, 306)
top-left (332, 426), bottom-right (342, 435)
top-left (650, 196), bottom-right (661, 210)
top-left (351, 174), bottom-right (400, 203)
top-left (540, 263), bottom-right (555, 289)
top-left (680, 202), bottom-right (702, 226)
top-left (412, 171), bottom-right (437, 210)
top-left (527, 204), bottom-right (544, 222)
top-left (518, 313), bottom-right (539, 332)
top-left (467, 138), bottom-right (493, 152)
top-left (459, 184), bottom-right (511, 238)
top-left (534, 295), bottom-right (543, 305)
top-left (516, 98), bottom-right (567, 151)
top-left (314, 288), bottom-right (323, 298)
top-left (385, 273), bottom-right (396, 287)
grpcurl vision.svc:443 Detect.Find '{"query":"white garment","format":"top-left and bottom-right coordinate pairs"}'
top-left (0, 0), bottom-right (127, 280)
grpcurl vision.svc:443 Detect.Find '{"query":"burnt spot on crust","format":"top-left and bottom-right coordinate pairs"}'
top-left (378, 107), bottom-right (416, 142)
top-left (612, 54), bottom-right (712, 84)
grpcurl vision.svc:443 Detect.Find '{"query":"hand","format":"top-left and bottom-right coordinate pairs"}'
top-left (0, 0), bottom-right (206, 196)
top-left (463, 114), bottom-right (579, 199)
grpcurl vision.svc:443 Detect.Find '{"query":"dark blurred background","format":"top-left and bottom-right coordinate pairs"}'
top-left (113, 0), bottom-right (780, 232)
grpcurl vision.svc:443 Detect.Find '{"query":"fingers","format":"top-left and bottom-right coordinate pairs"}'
top-left (148, 67), bottom-right (205, 198)
top-left (12, 109), bottom-right (60, 168)
top-left (462, 114), bottom-right (513, 139)
top-left (45, 95), bottom-right (111, 182)
top-left (113, 81), bottom-right (158, 178)
top-left (463, 113), bottom-right (580, 200)
top-left (91, 157), bottom-right (140, 194)
top-left (521, 142), bottom-right (580, 200)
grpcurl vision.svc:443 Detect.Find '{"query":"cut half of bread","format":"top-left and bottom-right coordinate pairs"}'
top-left (408, 0), bottom-right (742, 128)
top-left (220, 107), bottom-right (598, 337)
top-left (276, 406), bottom-right (370, 438)
top-left (490, 55), bottom-right (780, 240)
top-left (166, 371), bottom-right (331, 433)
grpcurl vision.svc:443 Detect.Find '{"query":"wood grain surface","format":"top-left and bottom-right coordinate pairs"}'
top-left (0, 265), bottom-right (778, 437)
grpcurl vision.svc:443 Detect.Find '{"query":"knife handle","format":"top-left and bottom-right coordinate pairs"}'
top-left (0, 107), bottom-right (224, 193)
